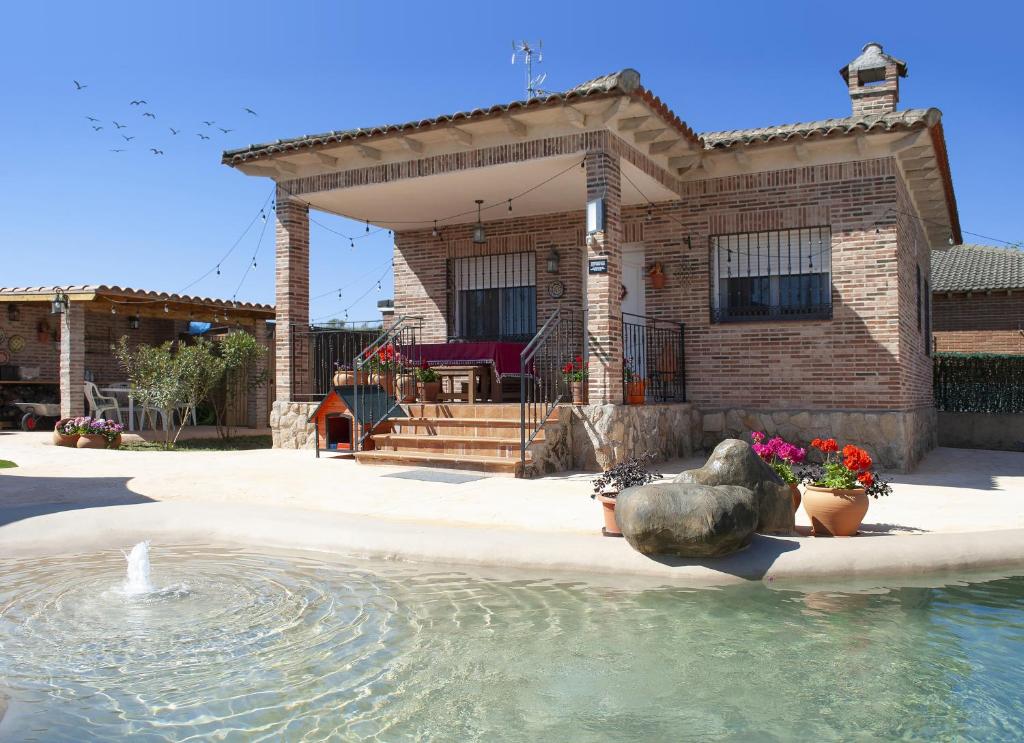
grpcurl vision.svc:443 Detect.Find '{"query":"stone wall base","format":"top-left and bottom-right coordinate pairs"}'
top-left (570, 403), bottom-right (703, 471)
top-left (701, 406), bottom-right (937, 473)
top-left (937, 411), bottom-right (1024, 452)
top-left (270, 401), bottom-right (317, 450)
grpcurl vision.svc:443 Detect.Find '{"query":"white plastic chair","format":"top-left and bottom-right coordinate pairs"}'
top-left (84, 382), bottom-right (123, 424)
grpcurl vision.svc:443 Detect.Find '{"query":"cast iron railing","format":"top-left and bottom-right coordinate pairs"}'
top-left (519, 309), bottom-right (582, 474)
top-left (622, 313), bottom-right (686, 404)
top-left (352, 316), bottom-right (424, 451)
top-left (289, 323), bottom-right (382, 401)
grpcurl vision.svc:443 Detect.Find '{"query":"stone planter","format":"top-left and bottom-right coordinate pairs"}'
top-left (333, 369), bottom-right (370, 386)
top-left (372, 372), bottom-right (396, 397)
top-left (626, 380), bottom-right (646, 405)
top-left (789, 482), bottom-right (801, 511)
top-left (597, 492), bottom-right (623, 537)
top-left (802, 485), bottom-right (868, 537)
top-left (76, 433), bottom-right (108, 449)
top-left (417, 381), bottom-right (440, 403)
top-left (570, 381), bottom-right (587, 405)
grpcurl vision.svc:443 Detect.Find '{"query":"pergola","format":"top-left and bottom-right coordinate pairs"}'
top-left (0, 285), bottom-right (274, 420)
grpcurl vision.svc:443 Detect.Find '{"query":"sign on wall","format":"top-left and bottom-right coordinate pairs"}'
top-left (588, 258), bottom-right (609, 275)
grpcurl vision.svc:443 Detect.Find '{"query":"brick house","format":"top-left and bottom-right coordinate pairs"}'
top-left (932, 244), bottom-right (1024, 354)
top-left (223, 42), bottom-right (960, 473)
top-left (0, 285), bottom-right (274, 429)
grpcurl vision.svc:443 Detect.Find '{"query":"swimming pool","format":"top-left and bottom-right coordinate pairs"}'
top-left (1, 545), bottom-right (1021, 740)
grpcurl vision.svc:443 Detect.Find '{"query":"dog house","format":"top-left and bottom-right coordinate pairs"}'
top-left (308, 385), bottom-right (405, 458)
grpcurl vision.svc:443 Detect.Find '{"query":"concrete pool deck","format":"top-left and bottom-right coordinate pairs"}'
top-left (2, 431), bottom-right (1023, 586)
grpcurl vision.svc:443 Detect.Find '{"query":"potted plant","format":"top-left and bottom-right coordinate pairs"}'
top-left (332, 362), bottom-right (366, 387)
top-left (624, 358), bottom-right (645, 405)
top-left (75, 417), bottom-right (110, 449)
top-left (561, 355), bottom-right (588, 404)
top-left (751, 431), bottom-right (806, 510)
top-left (648, 262), bottom-right (666, 290)
top-left (415, 361), bottom-right (440, 403)
top-left (102, 419), bottom-right (125, 449)
top-left (364, 344), bottom-right (399, 396)
top-left (396, 364), bottom-right (417, 403)
top-left (799, 437), bottom-right (892, 536)
top-left (591, 452), bottom-right (663, 537)
top-left (52, 417), bottom-right (80, 447)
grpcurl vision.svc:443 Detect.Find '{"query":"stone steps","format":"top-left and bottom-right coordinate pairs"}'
top-left (353, 449), bottom-right (525, 476)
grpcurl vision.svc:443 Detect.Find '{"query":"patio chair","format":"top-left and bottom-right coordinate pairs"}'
top-left (84, 382), bottom-right (123, 424)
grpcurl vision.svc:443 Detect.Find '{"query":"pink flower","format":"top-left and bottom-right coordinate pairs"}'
top-left (751, 431), bottom-right (765, 444)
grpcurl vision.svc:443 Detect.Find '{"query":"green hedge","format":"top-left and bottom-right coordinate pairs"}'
top-left (934, 353), bottom-right (1024, 413)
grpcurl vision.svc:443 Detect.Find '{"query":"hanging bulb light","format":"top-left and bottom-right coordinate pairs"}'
top-left (365, 221), bottom-right (370, 233)
top-left (252, 259), bottom-right (257, 269)
top-left (337, 289), bottom-right (342, 298)
top-left (948, 234), bottom-right (955, 246)
top-left (350, 239), bottom-right (355, 250)
top-left (110, 304), bottom-right (117, 315)
top-left (431, 220), bottom-right (439, 238)
top-left (163, 303), bottom-right (169, 313)
top-left (216, 264), bottom-right (221, 275)
top-left (260, 210), bottom-right (266, 223)
top-left (472, 199), bottom-right (486, 245)
top-left (508, 198), bottom-right (513, 213)
top-left (376, 281), bottom-right (382, 292)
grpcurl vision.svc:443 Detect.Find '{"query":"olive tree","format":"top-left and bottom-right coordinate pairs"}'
top-left (207, 330), bottom-right (267, 440)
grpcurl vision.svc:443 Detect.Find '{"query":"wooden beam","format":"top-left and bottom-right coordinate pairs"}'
top-left (448, 125), bottom-right (473, 146)
top-left (734, 150), bottom-right (751, 169)
top-left (502, 115), bottom-right (528, 138)
top-left (592, 97), bottom-right (627, 125)
top-left (855, 133), bottom-right (869, 156)
top-left (244, 163), bottom-right (279, 177)
top-left (668, 154), bottom-right (700, 170)
top-left (398, 136), bottom-right (424, 153)
top-left (354, 143), bottom-right (382, 160)
top-left (794, 143), bottom-right (809, 162)
top-left (313, 152), bottom-right (338, 167)
top-left (889, 129), bottom-right (927, 153)
top-left (648, 138), bottom-right (687, 155)
top-left (274, 160), bottom-right (299, 175)
top-left (633, 128), bottom-right (666, 144)
top-left (618, 115), bottom-right (650, 131)
top-left (562, 104), bottom-right (588, 128)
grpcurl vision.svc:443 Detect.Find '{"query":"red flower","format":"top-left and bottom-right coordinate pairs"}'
top-left (420, 360), bottom-right (429, 370)
top-left (857, 471), bottom-right (874, 488)
top-left (575, 355), bottom-right (583, 363)
top-left (812, 437), bottom-right (838, 454)
top-left (562, 362), bottom-right (574, 374)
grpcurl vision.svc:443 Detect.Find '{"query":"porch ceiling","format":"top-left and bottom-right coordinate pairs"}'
top-left (300, 155), bottom-right (678, 231)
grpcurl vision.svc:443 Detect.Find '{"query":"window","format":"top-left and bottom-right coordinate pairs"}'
top-left (448, 252), bottom-right (536, 341)
top-left (711, 227), bottom-right (832, 322)
top-left (924, 279), bottom-right (932, 355)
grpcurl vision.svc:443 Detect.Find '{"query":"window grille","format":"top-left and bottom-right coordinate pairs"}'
top-left (711, 227), bottom-right (832, 322)
top-left (447, 252), bottom-right (536, 341)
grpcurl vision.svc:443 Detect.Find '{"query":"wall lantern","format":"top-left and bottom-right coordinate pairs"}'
top-left (586, 197), bottom-right (605, 234)
top-left (128, 314), bottom-right (141, 330)
top-left (546, 247), bottom-right (561, 274)
top-left (7, 304), bottom-right (20, 322)
top-left (50, 289), bottom-right (69, 315)
top-left (472, 199), bottom-right (487, 244)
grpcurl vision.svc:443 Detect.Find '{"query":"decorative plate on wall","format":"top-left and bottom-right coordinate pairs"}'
top-left (7, 335), bottom-right (25, 354)
top-left (548, 280), bottom-right (565, 299)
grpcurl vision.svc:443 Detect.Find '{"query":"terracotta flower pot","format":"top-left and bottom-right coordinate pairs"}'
top-left (108, 433), bottom-right (122, 450)
top-left (417, 381), bottom-right (440, 403)
top-left (397, 374), bottom-right (417, 403)
top-left (597, 493), bottom-right (623, 537)
top-left (789, 482), bottom-right (801, 511)
top-left (626, 380), bottom-right (646, 405)
top-left (76, 433), bottom-right (108, 449)
top-left (650, 272), bottom-right (666, 290)
top-left (372, 372), bottom-right (396, 397)
top-left (332, 370), bottom-right (352, 386)
top-left (570, 381), bottom-right (587, 405)
top-left (53, 430), bottom-right (79, 447)
top-left (802, 485), bottom-right (868, 537)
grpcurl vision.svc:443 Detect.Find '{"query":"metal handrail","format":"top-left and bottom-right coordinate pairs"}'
top-left (519, 309), bottom-right (580, 475)
top-left (352, 315), bottom-right (423, 451)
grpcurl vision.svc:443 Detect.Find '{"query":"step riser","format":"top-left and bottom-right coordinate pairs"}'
top-left (378, 442), bottom-right (521, 457)
top-left (354, 453), bottom-right (521, 476)
top-left (392, 424), bottom-right (529, 438)
top-left (402, 404), bottom-right (522, 420)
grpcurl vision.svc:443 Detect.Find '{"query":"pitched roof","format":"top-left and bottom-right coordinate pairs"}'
top-left (222, 69), bottom-right (701, 165)
top-left (699, 108), bottom-right (939, 149)
top-left (0, 284), bottom-right (274, 314)
top-left (931, 244), bottom-right (1024, 292)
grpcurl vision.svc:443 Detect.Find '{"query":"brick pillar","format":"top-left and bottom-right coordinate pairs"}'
top-left (59, 300), bottom-right (86, 418)
top-left (254, 320), bottom-right (272, 427)
top-left (274, 187), bottom-right (310, 402)
top-left (585, 150), bottom-right (624, 404)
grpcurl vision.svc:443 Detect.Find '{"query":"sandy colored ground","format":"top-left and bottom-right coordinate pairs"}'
top-left (1, 431), bottom-right (1022, 535)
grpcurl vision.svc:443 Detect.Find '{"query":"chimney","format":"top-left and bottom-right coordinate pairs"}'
top-left (840, 42), bottom-right (907, 117)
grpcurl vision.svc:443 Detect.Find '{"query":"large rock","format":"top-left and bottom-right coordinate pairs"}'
top-left (674, 438), bottom-right (795, 534)
top-left (616, 483), bottom-right (758, 557)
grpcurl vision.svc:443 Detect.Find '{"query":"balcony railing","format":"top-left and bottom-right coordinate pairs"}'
top-left (622, 313), bottom-right (686, 404)
top-left (289, 322), bottom-right (383, 401)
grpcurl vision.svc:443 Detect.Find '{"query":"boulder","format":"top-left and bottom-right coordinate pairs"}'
top-left (674, 438), bottom-right (795, 534)
top-left (616, 483), bottom-right (758, 557)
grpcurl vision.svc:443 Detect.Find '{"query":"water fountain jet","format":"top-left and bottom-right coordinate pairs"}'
top-left (123, 541), bottom-right (155, 596)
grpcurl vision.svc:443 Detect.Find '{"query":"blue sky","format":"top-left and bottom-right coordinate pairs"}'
top-left (2, 0), bottom-right (1021, 322)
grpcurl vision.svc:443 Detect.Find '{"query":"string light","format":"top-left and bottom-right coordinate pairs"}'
top-left (163, 304), bottom-right (169, 313)
top-left (508, 199), bottom-right (513, 213)
top-left (110, 305), bottom-right (117, 315)
top-left (431, 221), bottom-right (439, 238)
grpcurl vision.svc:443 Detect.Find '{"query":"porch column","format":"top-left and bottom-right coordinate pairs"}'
top-left (274, 186), bottom-right (310, 402)
top-left (59, 300), bottom-right (85, 418)
top-left (585, 150), bottom-right (624, 404)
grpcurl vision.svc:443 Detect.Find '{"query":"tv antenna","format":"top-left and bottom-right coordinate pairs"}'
top-left (512, 40), bottom-right (549, 99)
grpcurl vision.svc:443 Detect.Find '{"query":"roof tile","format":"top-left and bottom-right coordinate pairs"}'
top-left (931, 244), bottom-right (1024, 292)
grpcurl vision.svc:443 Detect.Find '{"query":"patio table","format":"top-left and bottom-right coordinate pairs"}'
top-left (405, 341), bottom-right (529, 403)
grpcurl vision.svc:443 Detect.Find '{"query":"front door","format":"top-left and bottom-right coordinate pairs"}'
top-left (621, 245), bottom-right (646, 380)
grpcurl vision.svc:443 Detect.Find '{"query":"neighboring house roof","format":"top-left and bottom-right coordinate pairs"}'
top-left (222, 69), bottom-right (701, 165)
top-left (932, 244), bottom-right (1024, 292)
top-left (700, 108), bottom-right (939, 149)
top-left (0, 285), bottom-right (274, 315)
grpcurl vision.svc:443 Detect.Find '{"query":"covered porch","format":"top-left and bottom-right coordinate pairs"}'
top-left (0, 286), bottom-right (275, 431)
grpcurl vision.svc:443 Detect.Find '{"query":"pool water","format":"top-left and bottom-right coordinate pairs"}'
top-left (0, 546), bottom-right (1022, 741)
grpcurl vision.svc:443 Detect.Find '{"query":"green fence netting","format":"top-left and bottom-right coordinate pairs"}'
top-left (933, 353), bottom-right (1024, 413)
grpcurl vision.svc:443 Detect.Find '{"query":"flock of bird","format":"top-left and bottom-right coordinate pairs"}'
top-left (73, 80), bottom-right (258, 156)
